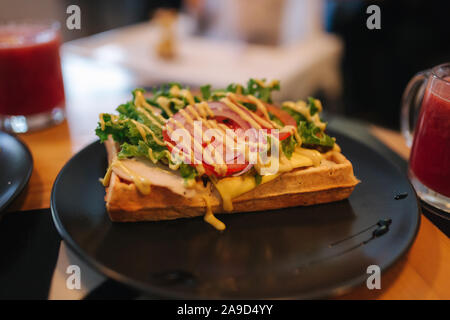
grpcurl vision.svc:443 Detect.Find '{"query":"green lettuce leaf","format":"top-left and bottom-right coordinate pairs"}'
top-left (281, 106), bottom-right (307, 124)
top-left (298, 121), bottom-right (335, 149)
top-left (281, 135), bottom-right (297, 159)
top-left (179, 163), bottom-right (197, 180)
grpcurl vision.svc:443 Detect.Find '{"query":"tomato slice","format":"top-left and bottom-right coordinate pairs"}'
top-left (230, 94), bottom-right (297, 141)
top-left (162, 105), bottom-right (251, 177)
top-left (163, 130), bottom-right (250, 177)
top-left (162, 98), bottom-right (298, 177)
top-left (265, 104), bottom-right (297, 141)
top-left (265, 104), bottom-right (297, 128)
top-left (202, 162), bottom-right (249, 176)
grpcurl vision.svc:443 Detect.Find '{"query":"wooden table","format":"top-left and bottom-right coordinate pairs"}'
top-left (7, 53), bottom-right (450, 300)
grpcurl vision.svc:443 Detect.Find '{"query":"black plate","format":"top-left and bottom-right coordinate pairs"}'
top-left (51, 118), bottom-right (420, 299)
top-left (0, 132), bottom-right (33, 213)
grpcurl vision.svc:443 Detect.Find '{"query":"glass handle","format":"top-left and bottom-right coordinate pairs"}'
top-left (400, 70), bottom-right (430, 147)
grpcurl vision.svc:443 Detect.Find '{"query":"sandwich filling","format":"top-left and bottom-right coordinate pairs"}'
top-left (96, 79), bottom-right (340, 230)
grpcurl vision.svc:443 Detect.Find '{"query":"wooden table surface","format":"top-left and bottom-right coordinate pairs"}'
top-left (7, 53), bottom-right (449, 300)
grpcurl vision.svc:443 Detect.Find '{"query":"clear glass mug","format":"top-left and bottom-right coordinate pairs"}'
top-left (401, 63), bottom-right (450, 215)
top-left (0, 21), bottom-right (65, 133)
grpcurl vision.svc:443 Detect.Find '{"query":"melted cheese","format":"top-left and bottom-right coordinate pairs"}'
top-left (278, 152), bottom-right (314, 173)
top-left (214, 174), bottom-right (279, 212)
top-left (254, 146), bottom-right (315, 174)
top-left (214, 146), bottom-right (324, 212)
top-left (294, 147), bottom-right (323, 167)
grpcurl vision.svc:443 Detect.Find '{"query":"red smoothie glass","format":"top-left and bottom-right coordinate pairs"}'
top-left (0, 21), bottom-right (65, 133)
top-left (401, 63), bottom-right (450, 214)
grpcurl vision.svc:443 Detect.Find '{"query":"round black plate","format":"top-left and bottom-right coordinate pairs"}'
top-left (0, 132), bottom-right (33, 213)
top-left (51, 123), bottom-right (420, 299)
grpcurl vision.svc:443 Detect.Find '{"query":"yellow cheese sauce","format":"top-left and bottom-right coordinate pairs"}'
top-left (134, 91), bottom-right (167, 124)
top-left (130, 119), bottom-right (166, 146)
top-left (166, 102), bottom-right (235, 176)
top-left (278, 151), bottom-right (314, 173)
top-left (155, 96), bottom-right (186, 117)
top-left (169, 85), bottom-right (196, 106)
top-left (119, 161), bottom-right (151, 194)
top-left (294, 147), bottom-right (323, 167)
top-left (202, 196), bottom-right (226, 231)
top-left (254, 79), bottom-right (279, 89)
top-left (246, 95), bottom-right (272, 123)
top-left (254, 146), bottom-right (318, 175)
top-left (136, 106), bottom-right (163, 129)
top-left (221, 97), bottom-right (262, 129)
top-left (100, 164), bottom-right (113, 187)
top-left (213, 174), bottom-right (279, 212)
top-left (102, 159), bottom-right (152, 195)
top-left (99, 113), bottom-right (106, 131)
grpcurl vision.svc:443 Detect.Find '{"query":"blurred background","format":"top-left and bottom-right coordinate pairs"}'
top-left (1, 0), bottom-right (449, 129)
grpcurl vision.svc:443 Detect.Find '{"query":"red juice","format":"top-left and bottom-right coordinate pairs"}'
top-left (409, 86), bottom-right (450, 197)
top-left (0, 23), bottom-right (65, 116)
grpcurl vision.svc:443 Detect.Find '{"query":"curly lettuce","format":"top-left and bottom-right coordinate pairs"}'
top-left (95, 90), bottom-right (198, 181)
top-left (281, 98), bottom-right (335, 151)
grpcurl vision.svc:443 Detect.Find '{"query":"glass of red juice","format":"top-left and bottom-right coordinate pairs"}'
top-left (0, 21), bottom-right (65, 133)
top-left (401, 63), bottom-right (450, 214)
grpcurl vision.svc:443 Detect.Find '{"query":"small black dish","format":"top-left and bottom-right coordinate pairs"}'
top-left (51, 118), bottom-right (421, 299)
top-left (0, 131), bottom-right (33, 214)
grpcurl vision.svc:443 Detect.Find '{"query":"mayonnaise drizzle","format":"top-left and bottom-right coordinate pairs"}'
top-left (103, 159), bottom-right (152, 195)
top-left (202, 196), bottom-right (226, 231)
top-left (221, 97), bottom-right (262, 129)
top-left (282, 100), bottom-right (327, 131)
top-left (134, 91), bottom-right (167, 124)
top-left (130, 119), bottom-right (166, 146)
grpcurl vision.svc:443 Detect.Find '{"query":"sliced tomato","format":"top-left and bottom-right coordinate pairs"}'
top-left (230, 94), bottom-right (297, 141)
top-left (164, 129), bottom-right (250, 177)
top-left (162, 102), bottom-right (252, 177)
top-left (202, 162), bottom-right (249, 177)
top-left (265, 104), bottom-right (297, 128)
top-left (265, 104), bottom-right (297, 141)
